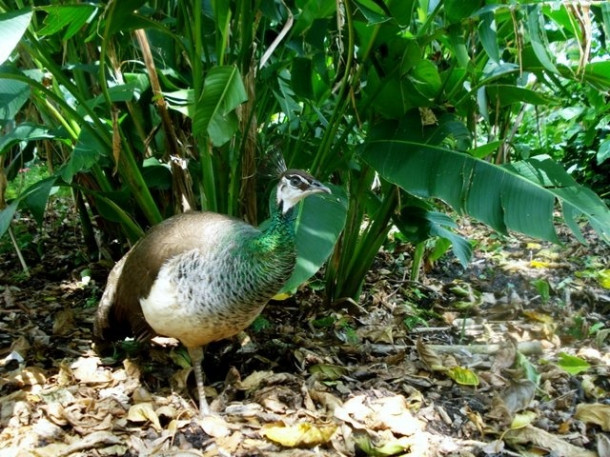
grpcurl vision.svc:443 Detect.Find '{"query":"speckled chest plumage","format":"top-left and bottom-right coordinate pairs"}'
top-left (139, 213), bottom-right (297, 348)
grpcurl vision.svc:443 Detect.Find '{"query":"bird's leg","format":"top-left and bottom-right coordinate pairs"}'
top-left (187, 346), bottom-right (210, 415)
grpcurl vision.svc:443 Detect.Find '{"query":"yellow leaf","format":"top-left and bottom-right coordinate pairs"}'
top-left (511, 411), bottom-right (537, 429)
top-left (447, 366), bottom-right (479, 386)
top-left (272, 292), bottom-right (292, 300)
top-left (598, 270), bottom-right (610, 289)
top-left (530, 260), bottom-right (550, 268)
top-left (261, 422), bottom-right (337, 447)
top-left (522, 310), bottom-right (554, 324)
top-left (526, 242), bottom-right (542, 250)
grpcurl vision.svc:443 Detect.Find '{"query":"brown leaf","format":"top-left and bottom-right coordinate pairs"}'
top-left (501, 379), bottom-right (536, 415)
top-left (491, 340), bottom-right (517, 372)
top-left (52, 309), bottom-right (74, 336)
top-left (236, 370), bottom-right (275, 391)
top-left (575, 403), bottom-right (610, 431)
top-left (505, 425), bottom-right (596, 457)
top-left (127, 403), bottom-right (162, 432)
top-left (416, 339), bottom-right (444, 371)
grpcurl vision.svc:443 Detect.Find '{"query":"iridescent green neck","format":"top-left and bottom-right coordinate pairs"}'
top-left (256, 206), bottom-right (297, 253)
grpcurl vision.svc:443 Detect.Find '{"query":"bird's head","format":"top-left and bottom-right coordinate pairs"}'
top-left (276, 169), bottom-right (331, 214)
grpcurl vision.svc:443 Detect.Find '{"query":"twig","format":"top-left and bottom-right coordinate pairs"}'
top-left (259, 0), bottom-right (293, 69)
top-left (368, 341), bottom-right (542, 356)
top-left (8, 226), bottom-right (29, 277)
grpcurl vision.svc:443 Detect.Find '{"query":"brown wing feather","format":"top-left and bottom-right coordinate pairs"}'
top-left (94, 211), bottom-right (249, 343)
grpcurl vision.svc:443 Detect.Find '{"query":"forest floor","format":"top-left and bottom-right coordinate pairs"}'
top-left (0, 209), bottom-right (609, 457)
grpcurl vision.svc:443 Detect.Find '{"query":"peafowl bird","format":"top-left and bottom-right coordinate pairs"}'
top-left (93, 169), bottom-right (330, 414)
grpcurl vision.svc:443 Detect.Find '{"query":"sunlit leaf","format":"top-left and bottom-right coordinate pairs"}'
top-left (598, 270), bottom-right (610, 290)
top-left (557, 353), bottom-right (590, 376)
top-left (511, 411), bottom-right (537, 429)
top-left (0, 9), bottom-right (33, 66)
top-left (127, 403), bottom-right (162, 432)
top-left (530, 260), bottom-right (550, 268)
top-left (38, 5), bottom-right (97, 39)
top-left (363, 140), bottom-right (610, 245)
top-left (478, 12), bottom-right (499, 63)
top-left (261, 422), bottom-right (337, 447)
top-left (526, 5), bottom-right (559, 74)
top-left (447, 366), bottom-right (479, 386)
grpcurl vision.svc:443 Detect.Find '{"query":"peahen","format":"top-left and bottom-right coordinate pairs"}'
top-left (93, 169), bottom-right (330, 414)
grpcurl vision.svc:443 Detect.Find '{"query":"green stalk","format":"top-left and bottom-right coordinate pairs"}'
top-left (411, 242), bottom-right (425, 282)
top-left (311, 0), bottom-right (357, 175)
top-left (98, 2), bottom-right (163, 226)
top-left (339, 188), bottom-right (397, 299)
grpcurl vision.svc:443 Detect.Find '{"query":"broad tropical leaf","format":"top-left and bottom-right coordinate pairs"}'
top-left (38, 5), bottom-right (97, 39)
top-left (362, 141), bottom-right (610, 244)
top-left (0, 123), bottom-right (54, 155)
top-left (193, 66), bottom-right (248, 146)
top-left (0, 9), bottom-right (33, 66)
top-left (0, 77), bottom-right (30, 121)
top-left (279, 185), bottom-right (348, 294)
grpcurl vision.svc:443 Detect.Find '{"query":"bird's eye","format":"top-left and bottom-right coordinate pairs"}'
top-left (289, 176), bottom-right (302, 187)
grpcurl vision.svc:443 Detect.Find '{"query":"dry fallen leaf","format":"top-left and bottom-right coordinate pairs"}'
top-left (416, 339), bottom-right (444, 371)
top-left (574, 403), bottom-right (610, 431)
top-left (199, 414), bottom-right (231, 438)
top-left (510, 411), bottom-right (537, 429)
top-left (236, 370), bottom-right (275, 391)
top-left (505, 424), bottom-right (596, 457)
top-left (261, 421), bottom-right (337, 447)
top-left (70, 357), bottom-right (113, 384)
top-left (501, 379), bottom-right (537, 415)
top-left (127, 402), bottom-right (162, 432)
top-left (12, 366), bottom-right (47, 387)
top-left (52, 309), bottom-right (74, 336)
top-left (491, 340), bottom-right (517, 372)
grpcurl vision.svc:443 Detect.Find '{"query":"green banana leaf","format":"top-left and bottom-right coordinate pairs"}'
top-left (192, 65), bottom-right (248, 146)
top-left (264, 184), bottom-right (347, 294)
top-left (362, 141), bottom-right (610, 245)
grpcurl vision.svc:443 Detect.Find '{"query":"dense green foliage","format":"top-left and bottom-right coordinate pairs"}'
top-left (1, 0), bottom-right (609, 301)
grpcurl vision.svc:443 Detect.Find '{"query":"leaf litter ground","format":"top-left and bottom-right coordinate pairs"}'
top-left (1, 212), bottom-right (609, 457)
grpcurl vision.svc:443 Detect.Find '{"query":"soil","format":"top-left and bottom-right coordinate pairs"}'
top-left (1, 208), bottom-right (609, 457)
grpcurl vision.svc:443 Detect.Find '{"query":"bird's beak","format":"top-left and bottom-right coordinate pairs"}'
top-left (310, 181), bottom-right (331, 195)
